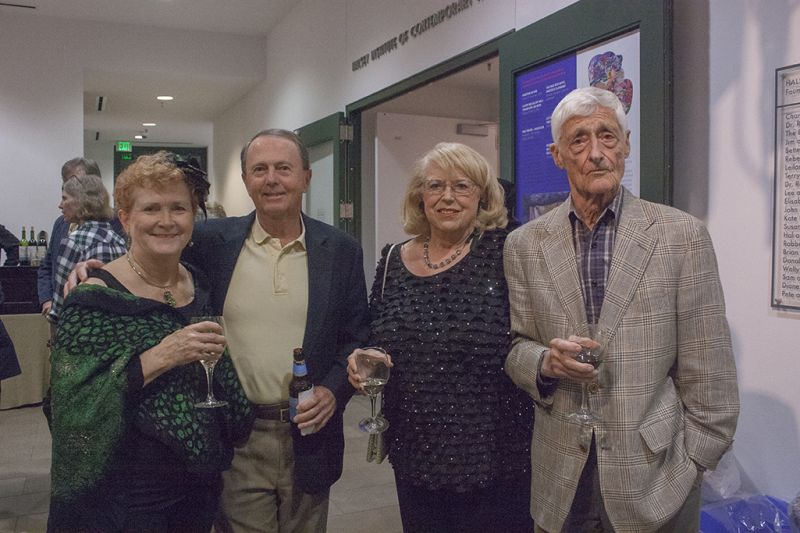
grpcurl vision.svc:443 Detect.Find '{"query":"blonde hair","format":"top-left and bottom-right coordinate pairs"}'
top-left (402, 142), bottom-right (507, 236)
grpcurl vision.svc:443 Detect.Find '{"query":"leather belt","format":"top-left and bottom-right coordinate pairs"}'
top-left (253, 402), bottom-right (291, 423)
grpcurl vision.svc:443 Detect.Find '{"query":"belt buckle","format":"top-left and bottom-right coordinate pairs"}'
top-left (279, 407), bottom-right (290, 423)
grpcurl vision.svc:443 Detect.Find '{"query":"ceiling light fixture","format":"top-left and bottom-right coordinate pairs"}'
top-left (142, 122), bottom-right (157, 127)
top-left (156, 96), bottom-right (174, 101)
top-left (134, 135), bottom-right (144, 140)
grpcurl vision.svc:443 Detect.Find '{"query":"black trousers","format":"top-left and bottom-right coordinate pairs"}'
top-left (48, 472), bottom-right (222, 533)
top-left (394, 470), bottom-right (533, 533)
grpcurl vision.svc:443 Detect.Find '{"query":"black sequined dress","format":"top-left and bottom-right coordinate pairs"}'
top-left (369, 228), bottom-right (532, 492)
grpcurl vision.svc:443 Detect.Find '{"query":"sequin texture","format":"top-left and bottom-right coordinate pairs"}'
top-left (370, 229), bottom-right (533, 492)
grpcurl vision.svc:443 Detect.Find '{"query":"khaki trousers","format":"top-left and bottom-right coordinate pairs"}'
top-left (217, 418), bottom-right (329, 533)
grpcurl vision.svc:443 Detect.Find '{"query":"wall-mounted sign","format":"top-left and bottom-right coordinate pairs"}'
top-left (116, 141), bottom-right (132, 152)
top-left (772, 62), bottom-right (800, 309)
top-left (351, 0), bottom-right (479, 72)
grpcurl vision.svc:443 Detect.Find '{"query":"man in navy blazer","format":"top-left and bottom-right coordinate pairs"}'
top-left (185, 129), bottom-right (369, 533)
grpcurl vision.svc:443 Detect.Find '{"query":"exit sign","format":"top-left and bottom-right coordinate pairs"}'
top-left (117, 141), bottom-right (132, 152)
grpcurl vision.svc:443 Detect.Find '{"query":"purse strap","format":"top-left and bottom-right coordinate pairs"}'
top-left (381, 243), bottom-right (398, 300)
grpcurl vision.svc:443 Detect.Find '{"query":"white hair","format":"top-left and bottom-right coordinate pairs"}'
top-left (550, 86), bottom-right (628, 142)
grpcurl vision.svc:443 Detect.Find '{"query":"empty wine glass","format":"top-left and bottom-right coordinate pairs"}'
top-left (569, 324), bottom-right (606, 425)
top-left (190, 315), bottom-right (228, 409)
top-left (355, 348), bottom-right (391, 434)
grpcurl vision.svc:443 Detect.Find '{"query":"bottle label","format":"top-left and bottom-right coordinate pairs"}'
top-left (290, 387), bottom-right (316, 436)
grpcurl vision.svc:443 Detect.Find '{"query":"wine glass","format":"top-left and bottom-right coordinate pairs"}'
top-left (355, 349), bottom-right (391, 434)
top-left (569, 324), bottom-right (606, 425)
top-left (190, 315), bottom-right (228, 409)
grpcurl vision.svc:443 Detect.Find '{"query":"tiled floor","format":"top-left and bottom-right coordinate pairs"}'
top-left (0, 395), bottom-right (401, 533)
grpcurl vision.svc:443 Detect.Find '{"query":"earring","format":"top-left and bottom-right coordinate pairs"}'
top-left (125, 236), bottom-right (132, 249)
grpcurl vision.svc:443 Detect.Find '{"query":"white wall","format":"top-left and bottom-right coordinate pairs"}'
top-left (0, 15), bottom-right (83, 239)
top-left (210, 0), bottom-right (800, 501)
top-left (674, 0), bottom-right (800, 499)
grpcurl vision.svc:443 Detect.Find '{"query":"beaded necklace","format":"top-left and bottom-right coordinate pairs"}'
top-left (422, 232), bottom-right (474, 270)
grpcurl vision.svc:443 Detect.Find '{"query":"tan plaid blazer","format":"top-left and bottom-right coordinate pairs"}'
top-left (504, 189), bottom-right (739, 532)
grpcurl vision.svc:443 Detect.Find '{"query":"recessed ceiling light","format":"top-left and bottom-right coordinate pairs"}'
top-left (142, 122), bottom-right (157, 127)
top-left (156, 96), bottom-right (174, 101)
top-left (134, 135), bottom-right (144, 140)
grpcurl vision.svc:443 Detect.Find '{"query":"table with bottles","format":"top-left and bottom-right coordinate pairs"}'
top-left (1, 259), bottom-right (49, 410)
top-left (0, 313), bottom-right (49, 409)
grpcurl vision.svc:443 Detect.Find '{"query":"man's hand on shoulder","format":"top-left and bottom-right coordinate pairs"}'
top-left (64, 259), bottom-right (108, 296)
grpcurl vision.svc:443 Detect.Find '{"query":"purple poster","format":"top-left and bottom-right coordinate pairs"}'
top-left (515, 56), bottom-right (575, 221)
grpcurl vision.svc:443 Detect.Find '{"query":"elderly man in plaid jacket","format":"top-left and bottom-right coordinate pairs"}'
top-left (504, 87), bottom-right (739, 533)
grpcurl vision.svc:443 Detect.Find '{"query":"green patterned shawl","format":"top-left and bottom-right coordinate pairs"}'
top-left (49, 283), bottom-right (253, 509)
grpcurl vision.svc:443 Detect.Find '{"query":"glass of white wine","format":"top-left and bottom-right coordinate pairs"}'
top-left (355, 348), bottom-right (391, 434)
top-left (190, 315), bottom-right (228, 409)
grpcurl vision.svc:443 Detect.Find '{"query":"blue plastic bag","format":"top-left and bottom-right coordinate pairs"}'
top-left (700, 495), bottom-right (792, 532)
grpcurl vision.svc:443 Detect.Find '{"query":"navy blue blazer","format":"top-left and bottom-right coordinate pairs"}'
top-left (184, 212), bottom-right (370, 493)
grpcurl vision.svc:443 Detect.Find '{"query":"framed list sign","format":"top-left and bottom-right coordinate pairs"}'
top-left (772, 63), bottom-right (800, 309)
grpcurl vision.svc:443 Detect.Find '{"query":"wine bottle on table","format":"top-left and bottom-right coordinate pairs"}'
top-left (29, 226), bottom-right (38, 265)
top-left (289, 347), bottom-right (315, 436)
top-left (19, 226), bottom-right (28, 266)
top-left (38, 231), bottom-right (48, 263)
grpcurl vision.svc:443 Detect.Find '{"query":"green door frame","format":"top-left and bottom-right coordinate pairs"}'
top-left (499, 0), bottom-right (673, 204)
top-left (295, 112), bottom-right (353, 235)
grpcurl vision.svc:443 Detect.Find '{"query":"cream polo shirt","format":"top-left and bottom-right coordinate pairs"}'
top-left (222, 217), bottom-right (309, 405)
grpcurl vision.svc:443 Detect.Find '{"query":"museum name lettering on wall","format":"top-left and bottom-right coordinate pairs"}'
top-left (351, 0), bottom-right (480, 72)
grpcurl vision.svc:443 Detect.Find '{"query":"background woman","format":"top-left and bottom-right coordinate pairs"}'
top-left (48, 174), bottom-right (126, 324)
top-left (0, 282), bottom-right (21, 400)
top-left (48, 152), bottom-right (253, 531)
top-left (347, 142), bottom-right (533, 532)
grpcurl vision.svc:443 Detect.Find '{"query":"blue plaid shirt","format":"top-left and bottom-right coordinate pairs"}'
top-left (49, 220), bottom-right (126, 322)
top-left (569, 190), bottom-right (624, 324)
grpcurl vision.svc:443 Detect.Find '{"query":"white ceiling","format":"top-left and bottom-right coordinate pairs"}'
top-left (1, 0), bottom-right (295, 147)
top-left (4, 0), bottom-right (499, 149)
top-left (0, 0), bottom-right (296, 36)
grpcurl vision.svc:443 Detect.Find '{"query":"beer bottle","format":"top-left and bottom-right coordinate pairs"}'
top-left (288, 348), bottom-right (315, 436)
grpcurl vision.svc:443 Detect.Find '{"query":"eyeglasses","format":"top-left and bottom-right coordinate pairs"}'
top-left (422, 178), bottom-right (477, 197)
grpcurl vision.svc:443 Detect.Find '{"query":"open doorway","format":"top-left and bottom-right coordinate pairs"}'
top-left (358, 56), bottom-right (499, 278)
